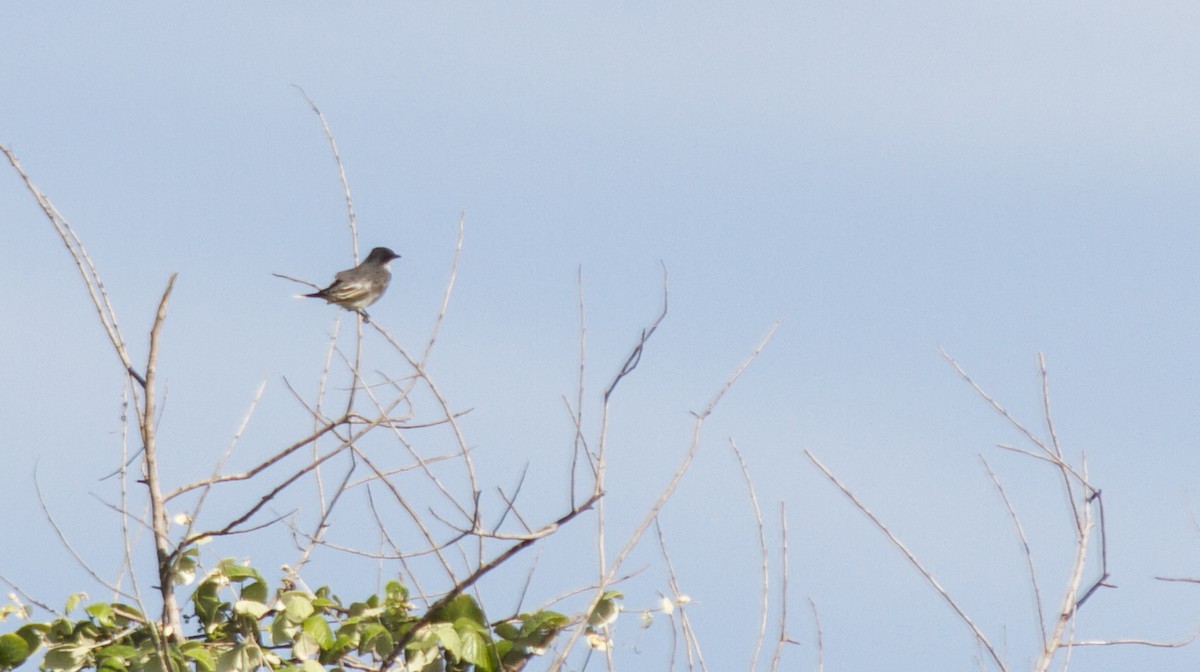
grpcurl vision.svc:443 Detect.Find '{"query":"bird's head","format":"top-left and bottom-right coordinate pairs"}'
top-left (366, 247), bottom-right (401, 264)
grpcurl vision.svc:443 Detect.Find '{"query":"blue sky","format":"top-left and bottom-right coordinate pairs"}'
top-left (4, 3), bottom-right (1200, 670)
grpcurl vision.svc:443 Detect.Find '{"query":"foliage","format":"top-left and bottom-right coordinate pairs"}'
top-left (1, 557), bottom-right (573, 672)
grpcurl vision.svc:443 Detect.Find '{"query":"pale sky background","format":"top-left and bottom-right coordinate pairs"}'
top-left (5, 3), bottom-right (1200, 670)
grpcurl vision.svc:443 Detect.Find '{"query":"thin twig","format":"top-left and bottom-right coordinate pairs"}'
top-left (293, 85), bottom-right (358, 259)
top-left (654, 519), bottom-right (708, 671)
top-left (2, 145), bottom-right (147, 393)
top-left (293, 451), bottom-right (358, 575)
top-left (271, 272), bottom-right (321, 292)
top-left (980, 456), bottom-right (1046, 648)
top-left (805, 449), bottom-right (1007, 672)
top-left (379, 492), bottom-right (603, 670)
top-left (570, 265), bottom-right (591, 508)
top-left (552, 320), bottom-right (780, 671)
top-left (421, 213), bottom-right (465, 367)
top-left (729, 438), bottom-right (769, 672)
top-left (165, 421), bottom-right (346, 500)
top-left (179, 377), bottom-right (269, 550)
top-left (806, 597), bottom-right (822, 672)
top-left (769, 503), bottom-right (793, 672)
top-left (603, 263), bottom-right (669, 403)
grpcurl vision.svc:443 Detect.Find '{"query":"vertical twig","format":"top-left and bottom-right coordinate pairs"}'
top-left (141, 274), bottom-right (184, 642)
top-left (980, 456), bottom-right (1047, 650)
top-left (806, 597), bottom-right (822, 672)
top-left (551, 319), bottom-right (779, 672)
top-left (770, 503), bottom-right (793, 672)
top-left (294, 86), bottom-right (358, 261)
top-left (729, 438), bottom-right (769, 672)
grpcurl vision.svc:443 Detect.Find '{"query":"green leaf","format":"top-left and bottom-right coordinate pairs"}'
top-left (63, 593), bottom-right (87, 615)
top-left (358, 623), bottom-right (392, 656)
top-left (181, 642), bottom-right (216, 672)
top-left (522, 610), bottom-right (568, 634)
top-left (14, 624), bottom-right (45, 652)
top-left (282, 592), bottom-right (315, 623)
top-left (292, 633), bottom-right (319, 661)
top-left (343, 605), bottom-right (384, 624)
top-left (109, 604), bottom-right (145, 626)
top-left (588, 594), bottom-right (622, 627)
top-left (173, 547), bottom-right (200, 585)
top-left (311, 596), bottom-right (338, 610)
top-left (43, 644), bottom-right (88, 672)
top-left (493, 621), bottom-right (521, 641)
top-left (323, 632), bottom-right (355, 664)
top-left (432, 622), bottom-right (461, 659)
top-left (404, 642), bottom-right (440, 672)
top-left (271, 613), bottom-right (298, 646)
top-left (241, 580), bottom-right (269, 604)
top-left (95, 644), bottom-right (138, 659)
top-left (432, 595), bottom-right (484, 626)
top-left (301, 661), bottom-right (325, 672)
top-left (192, 581), bottom-right (225, 627)
top-left (384, 581), bottom-right (408, 604)
top-left (217, 560), bottom-right (261, 582)
top-left (85, 603), bottom-right (114, 627)
top-left (0, 633), bottom-right (31, 668)
top-left (97, 657), bottom-right (127, 672)
top-left (458, 629), bottom-right (492, 671)
top-left (301, 615), bottom-right (334, 649)
top-left (215, 643), bottom-right (261, 672)
top-left (232, 600), bottom-right (269, 619)
top-left (453, 617), bottom-right (487, 636)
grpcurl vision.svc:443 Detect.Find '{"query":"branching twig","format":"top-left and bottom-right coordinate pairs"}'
top-left (379, 492), bottom-right (603, 670)
top-left (552, 320), bottom-right (780, 671)
top-left (603, 263), bottom-right (669, 403)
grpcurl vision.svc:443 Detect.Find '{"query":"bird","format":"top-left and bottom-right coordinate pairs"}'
top-left (302, 246), bottom-right (400, 322)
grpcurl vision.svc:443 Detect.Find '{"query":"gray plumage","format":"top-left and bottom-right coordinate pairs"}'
top-left (304, 247), bottom-right (400, 316)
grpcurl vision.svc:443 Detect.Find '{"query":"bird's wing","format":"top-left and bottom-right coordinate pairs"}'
top-left (320, 278), bottom-right (375, 304)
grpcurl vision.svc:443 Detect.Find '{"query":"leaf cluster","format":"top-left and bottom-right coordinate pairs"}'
top-left (1, 558), bottom-right (570, 672)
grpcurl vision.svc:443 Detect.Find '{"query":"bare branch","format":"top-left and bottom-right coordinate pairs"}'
top-left (165, 420), bottom-right (345, 500)
top-left (570, 265), bottom-right (591, 507)
top-left (271, 271), bottom-right (321, 292)
top-left (178, 377), bottom-right (269, 548)
top-left (806, 596), bottom-right (823, 672)
top-left (140, 274), bottom-right (185, 642)
top-left (1155, 576), bottom-right (1200, 584)
top-left (770, 503), bottom-right (797, 672)
top-left (380, 492), bottom-right (603, 670)
top-left (0, 575), bottom-right (58, 618)
top-left (553, 320), bottom-right (780, 671)
top-left (421, 213), bottom-right (465, 367)
top-left (293, 452), bottom-right (357, 575)
top-left (1065, 631), bottom-right (1199, 648)
top-left (729, 438), bottom-right (769, 672)
top-left (805, 449), bottom-right (1007, 672)
top-left (293, 85), bottom-right (358, 259)
top-left (654, 519), bottom-right (708, 671)
top-left (603, 263), bottom-right (669, 403)
top-left (980, 456), bottom-right (1046, 648)
top-left (2, 145), bottom-right (146, 391)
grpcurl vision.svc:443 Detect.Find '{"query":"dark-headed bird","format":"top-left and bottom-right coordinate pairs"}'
top-left (303, 246), bottom-right (400, 321)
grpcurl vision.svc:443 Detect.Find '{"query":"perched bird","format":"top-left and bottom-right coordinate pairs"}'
top-left (303, 246), bottom-right (400, 321)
